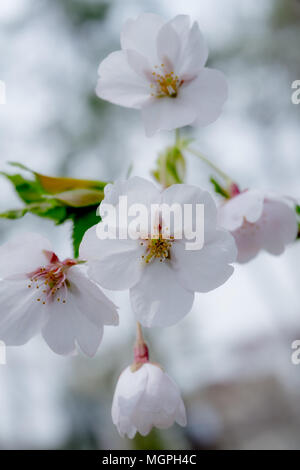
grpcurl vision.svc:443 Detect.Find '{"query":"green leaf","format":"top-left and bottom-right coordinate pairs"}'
top-left (0, 171), bottom-right (43, 203)
top-left (296, 205), bottom-right (300, 215)
top-left (9, 162), bottom-right (107, 195)
top-left (70, 205), bottom-right (101, 258)
top-left (1, 162), bottom-right (108, 255)
top-left (0, 208), bottom-right (28, 219)
top-left (8, 162), bottom-right (34, 172)
top-left (0, 200), bottom-right (67, 224)
top-left (210, 176), bottom-right (230, 199)
top-left (28, 200), bottom-right (67, 224)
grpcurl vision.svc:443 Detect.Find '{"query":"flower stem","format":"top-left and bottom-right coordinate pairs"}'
top-left (132, 322), bottom-right (149, 370)
top-left (186, 147), bottom-right (233, 185)
top-left (136, 321), bottom-right (144, 345)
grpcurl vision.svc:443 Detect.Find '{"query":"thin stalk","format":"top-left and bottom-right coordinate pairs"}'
top-left (132, 322), bottom-right (149, 370)
top-left (186, 147), bottom-right (233, 185)
top-left (136, 321), bottom-right (144, 345)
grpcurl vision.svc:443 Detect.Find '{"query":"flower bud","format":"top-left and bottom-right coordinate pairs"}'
top-left (112, 363), bottom-right (187, 438)
top-left (152, 146), bottom-right (186, 188)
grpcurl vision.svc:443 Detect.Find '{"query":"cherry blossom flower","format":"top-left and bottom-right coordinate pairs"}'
top-left (218, 189), bottom-right (298, 263)
top-left (0, 233), bottom-right (118, 356)
top-left (96, 13), bottom-right (228, 136)
top-left (80, 177), bottom-right (237, 327)
top-left (112, 362), bottom-right (186, 438)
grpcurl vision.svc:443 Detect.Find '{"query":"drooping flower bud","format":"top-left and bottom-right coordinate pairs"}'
top-left (112, 362), bottom-right (187, 438)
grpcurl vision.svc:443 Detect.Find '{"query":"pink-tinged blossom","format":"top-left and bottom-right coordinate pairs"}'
top-left (218, 189), bottom-right (298, 263)
top-left (0, 233), bottom-right (118, 356)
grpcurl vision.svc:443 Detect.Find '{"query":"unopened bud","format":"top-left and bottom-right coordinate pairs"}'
top-left (152, 146), bottom-right (186, 188)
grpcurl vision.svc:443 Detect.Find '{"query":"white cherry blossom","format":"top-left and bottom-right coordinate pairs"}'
top-left (96, 13), bottom-right (228, 136)
top-left (112, 363), bottom-right (186, 438)
top-left (0, 232), bottom-right (118, 356)
top-left (218, 189), bottom-right (298, 263)
top-left (80, 177), bottom-right (237, 327)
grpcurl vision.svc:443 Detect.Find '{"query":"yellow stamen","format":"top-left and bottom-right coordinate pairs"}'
top-left (142, 236), bottom-right (173, 264)
top-left (151, 66), bottom-right (182, 98)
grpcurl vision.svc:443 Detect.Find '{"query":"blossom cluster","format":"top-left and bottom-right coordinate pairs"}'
top-left (0, 13), bottom-right (298, 440)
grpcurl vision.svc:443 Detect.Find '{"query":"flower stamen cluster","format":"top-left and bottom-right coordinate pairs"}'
top-left (150, 65), bottom-right (183, 98)
top-left (27, 251), bottom-right (77, 305)
top-left (141, 234), bottom-right (174, 264)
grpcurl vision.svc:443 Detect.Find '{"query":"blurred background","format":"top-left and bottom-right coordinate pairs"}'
top-left (0, 0), bottom-right (300, 450)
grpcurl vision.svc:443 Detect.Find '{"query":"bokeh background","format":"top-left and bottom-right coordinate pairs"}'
top-left (0, 0), bottom-right (300, 450)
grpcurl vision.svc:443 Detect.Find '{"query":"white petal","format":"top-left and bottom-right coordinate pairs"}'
top-left (168, 15), bottom-right (190, 38)
top-left (190, 68), bottom-right (228, 127)
top-left (79, 177), bottom-right (161, 290)
top-left (126, 49), bottom-right (152, 80)
top-left (161, 184), bottom-right (218, 238)
top-left (175, 21), bottom-right (208, 79)
top-left (132, 364), bottom-right (186, 433)
top-left (143, 365), bottom-right (181, 415)
top-left (0, 279), bottom-right (49, 345)
top-left (0, 232), bottom-right (52, 279)
top-left (130, 261), bottom-right (194, 327)
top-left (175, 399), bottom-right (188, 427)
top-left (171, 229), bottom-right (237, 293)
top-left (112, 366), bottom-right (147, 438)
top-left (156, 22), bottom-right (180, 71)
top-left (218, 189), bottom-right (265, 231)
top-left (96, 50), bottom-right (150, 109)
top-left (101, 176), bottom-right (160, 210)
top-left (141, 92), bottom-right (197, 136)
top-left (80, 226), bottom-right (144, 290)
top-left (66, 266), bottom-right (119, 326)
top-left (42, 294), bottom-right (103, 357)
top-left (133, 413), bottom-right (153, 436)
top-left (121, 13), bottom-right (164, 65)
top-left (142, 67), bottom-right (227, 135)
